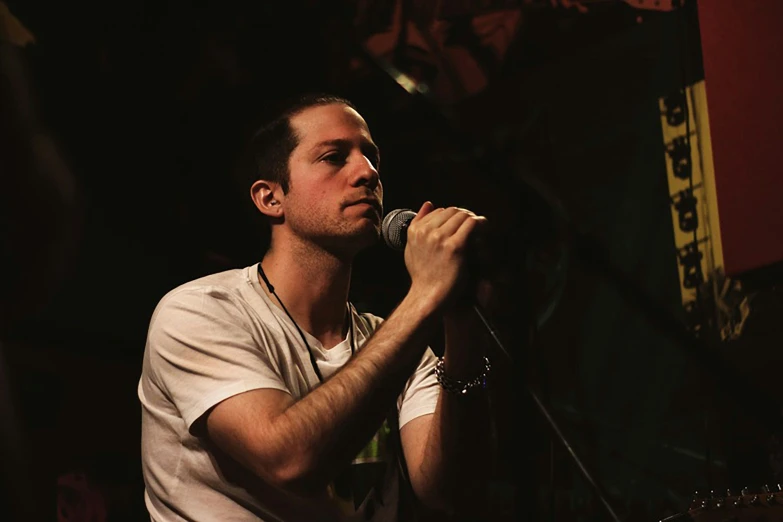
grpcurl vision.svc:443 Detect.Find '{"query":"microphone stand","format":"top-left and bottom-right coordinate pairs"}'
top-left (472, 304), bottom-right (624, 522)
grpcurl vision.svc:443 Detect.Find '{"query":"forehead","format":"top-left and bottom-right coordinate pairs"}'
top-left (289, 103), bottom-right (373, 150)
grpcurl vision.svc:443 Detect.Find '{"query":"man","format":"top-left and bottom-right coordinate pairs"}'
top-left (138, 93), bottom-right (495, 521)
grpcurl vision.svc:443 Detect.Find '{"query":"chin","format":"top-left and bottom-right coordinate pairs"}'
top-left (346, 222), bottom-right (381, 251)
top-left (321, 224), bottom-right (380, 258)
top-left (353, 225), bottom-right (381, 248)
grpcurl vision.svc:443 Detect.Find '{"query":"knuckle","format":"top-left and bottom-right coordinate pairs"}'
top-left (430, 229), bottom-right (445, 244)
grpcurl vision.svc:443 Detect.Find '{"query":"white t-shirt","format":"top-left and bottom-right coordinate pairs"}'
top-left (138, 263), bottom-right (439, 521)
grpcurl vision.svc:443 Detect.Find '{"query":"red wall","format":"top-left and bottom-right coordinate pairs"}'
top-left (697, 1), bottom-right (783, 277)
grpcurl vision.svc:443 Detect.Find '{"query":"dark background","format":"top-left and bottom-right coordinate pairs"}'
top-left (2, 0), bottom-right (782, 521)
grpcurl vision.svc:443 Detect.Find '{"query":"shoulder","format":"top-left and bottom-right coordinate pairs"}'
top-left (356, 309), bottom-right (384, 326)
top-left (149, 266), bottom-right (259, 328)
top-left (352, 308), bottom-right (384, 333)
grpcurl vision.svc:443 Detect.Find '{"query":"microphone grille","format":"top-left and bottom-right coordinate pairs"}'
top-left (381, 208), bottom-right (416, 250)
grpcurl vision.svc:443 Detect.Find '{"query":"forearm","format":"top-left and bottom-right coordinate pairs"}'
top-left (417, 307), bottom-right (493, 514)
top-left (266, 291), bottom-right (440, 493)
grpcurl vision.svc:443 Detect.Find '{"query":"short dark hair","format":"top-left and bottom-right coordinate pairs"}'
top-left (240, 92), bottom-right (358, 194)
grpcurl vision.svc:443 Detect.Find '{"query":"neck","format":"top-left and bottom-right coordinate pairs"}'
top-left (260, 239), bottom-right (353, 348)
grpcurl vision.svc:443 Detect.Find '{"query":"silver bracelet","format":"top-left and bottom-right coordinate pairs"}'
top-left (434, 356), bottom-right (491, 396)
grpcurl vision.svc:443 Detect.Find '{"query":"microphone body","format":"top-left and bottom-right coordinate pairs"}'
top-left (381, 208), bottom-right (416, 250)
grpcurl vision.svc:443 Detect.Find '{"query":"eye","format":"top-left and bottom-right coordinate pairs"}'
top-left (322, 152), bottom-right (346, 166)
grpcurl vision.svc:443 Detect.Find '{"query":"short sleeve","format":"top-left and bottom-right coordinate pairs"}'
top-left (146, 287), bottom-right (289, 429)
top-left (397, 348), bottom-right (440, 428)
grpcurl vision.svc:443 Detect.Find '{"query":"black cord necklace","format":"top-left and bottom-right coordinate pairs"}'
top-left (257, 263), bottom-right (355, 383)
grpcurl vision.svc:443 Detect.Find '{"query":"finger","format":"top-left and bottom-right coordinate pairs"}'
top-left (436, 209), bottom-right (475, 238)
top-left (450, 214), bottom-right (488, 249)
top-left (418, 206), bottom-right (465, 230)
top-left (411, 201), bottom-right (435, 223)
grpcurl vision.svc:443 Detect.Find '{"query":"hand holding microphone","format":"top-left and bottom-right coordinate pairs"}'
top-left (382, 202), bottom-right (489, 312)
top-left (383, 202), bottom-right (511, 361)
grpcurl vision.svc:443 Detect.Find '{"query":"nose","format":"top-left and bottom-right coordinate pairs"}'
top-left (351, 153), bottom-right (380, 191)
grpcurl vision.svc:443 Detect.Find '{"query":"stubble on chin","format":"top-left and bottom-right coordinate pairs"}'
top-left (291, 215), bottom-right (380, 258)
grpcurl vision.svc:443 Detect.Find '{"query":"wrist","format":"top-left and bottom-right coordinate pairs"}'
top-left (388, 290), bottom-right (441, 339)
top-left (405, 283), bottom-right (447, 317)
top-left (443, 309), bottom-right (486, 377)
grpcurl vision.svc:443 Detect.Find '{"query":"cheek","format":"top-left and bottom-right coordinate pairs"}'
top-left (302, 189), bottom-right (335, 217)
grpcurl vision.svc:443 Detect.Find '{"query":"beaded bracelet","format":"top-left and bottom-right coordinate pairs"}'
top-left (434, 356), bottom-right (491, 396)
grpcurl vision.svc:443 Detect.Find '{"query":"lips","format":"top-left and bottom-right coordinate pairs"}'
top-left (348, 198), bottom-right (383, 216)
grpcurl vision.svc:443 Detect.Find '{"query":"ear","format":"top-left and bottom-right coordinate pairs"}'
top-left (250, 179), bottom-right (284, 218)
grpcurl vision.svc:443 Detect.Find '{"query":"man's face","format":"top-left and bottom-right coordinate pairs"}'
top-left (282, 103), bottom-right (384, 255)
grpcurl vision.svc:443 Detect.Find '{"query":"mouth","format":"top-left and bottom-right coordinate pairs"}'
top-left (347, 198), bottom-right (383, 217)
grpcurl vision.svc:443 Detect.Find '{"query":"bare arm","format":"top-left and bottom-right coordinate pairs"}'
top-left (205, 288), bottom-right (441, 496)
top-left (397, 204), bottom-right (495, 515)
top-left (401, 306), bottom-right (493, 516)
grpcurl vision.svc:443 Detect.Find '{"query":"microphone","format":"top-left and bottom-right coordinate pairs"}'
top-left (381, 208), bottom-right (416, 250)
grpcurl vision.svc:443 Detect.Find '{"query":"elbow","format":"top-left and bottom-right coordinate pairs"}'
top-left (257, 454), bottom-right (330, 498)
top-left (272, 471), bottom-right (328, 498)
